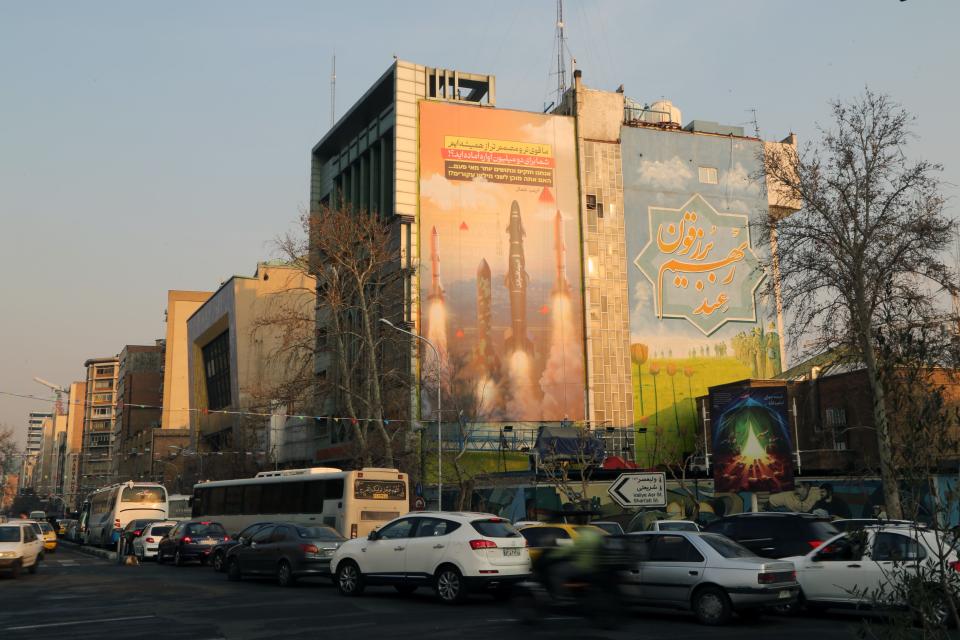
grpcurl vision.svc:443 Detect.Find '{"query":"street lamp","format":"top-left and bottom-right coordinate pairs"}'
top-left (379, 318), bottom-right (442, 511)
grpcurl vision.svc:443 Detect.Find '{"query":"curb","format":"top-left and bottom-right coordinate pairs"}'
top-left (60, 539), bottom-right (116, 562)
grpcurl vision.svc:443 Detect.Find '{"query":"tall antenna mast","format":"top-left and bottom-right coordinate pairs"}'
top-left (555, 0), bottom-right (567, 105)
top-left (330, 51), bottom-right (336, 128)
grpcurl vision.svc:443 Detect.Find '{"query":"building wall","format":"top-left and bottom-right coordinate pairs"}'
top-left (115, 345), bottom-right (164, 480)
top-left (63, 381), bottom-right (86, 507)
top-left (79, 357), bottom-right (118, 497)
top-left (161, 291), bottom-right (212, 430)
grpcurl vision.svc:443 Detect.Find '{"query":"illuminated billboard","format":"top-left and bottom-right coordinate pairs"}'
top-left (621, 127), bottom-right (782, 465)
top-left (418, 101), bottom-right (584, 423)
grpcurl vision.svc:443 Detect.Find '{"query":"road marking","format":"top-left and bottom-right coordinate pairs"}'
top-left (5, 615), bottom-right (156, 631)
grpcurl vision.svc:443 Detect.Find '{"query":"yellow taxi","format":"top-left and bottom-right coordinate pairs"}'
top-left (38, 522), bottom-right (58, 553)
top-left (517, 523), bottom-right (607, 561)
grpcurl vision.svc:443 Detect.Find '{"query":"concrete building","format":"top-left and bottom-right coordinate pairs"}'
top-left (21, 411), bottom-right (51, 491)
top-left (79, 356), bottom-right (119, 497)
top-left (186, 262), bottom-right (315, 470)
top-left (62, 380), bottom-right (87, 508)
top-left (162, 290), bottom-right (212, 430)
top-left (114, 343), bottom-right (164, 481)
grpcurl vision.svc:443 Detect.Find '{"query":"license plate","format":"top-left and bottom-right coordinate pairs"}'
top-left (201, 539), bottom-right (217, 545)
top-left (502, 548), bottom-right (521, 557)
top-left (778, 590), bottom-right (791, 599)
top-left (372, 493), bottom-right (388, 499)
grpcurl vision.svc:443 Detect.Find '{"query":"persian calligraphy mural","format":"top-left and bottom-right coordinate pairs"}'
top-left (418, 101), bottom-right (585, 423)
top-left (622, 127), bottom-right (782, 466)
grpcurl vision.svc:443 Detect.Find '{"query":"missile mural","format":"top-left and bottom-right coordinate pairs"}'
top-left (428, 226), bottom-right (444, 301)
top-left (472, 258), bottom-right (499, 373)
top-left (552, 210), bottom-right (570, 295)
top-left (504, 200), bottom-right (534, 354)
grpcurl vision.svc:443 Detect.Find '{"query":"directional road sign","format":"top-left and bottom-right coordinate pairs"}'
top-left (608, 472), bottom-right (667, 508)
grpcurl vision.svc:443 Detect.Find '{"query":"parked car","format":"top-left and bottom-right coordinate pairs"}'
top-left (29, 510), bottom-right (46, 521)
top-left (118, 518), bottom-right (158, 556)
top-left (332, 512), bottom-right (530, 603)
top-left (616, 531), bottom-right (800, 625)
top-left (518, 523), bottom-right (608, 561)
top-left (831, 518), bottom-right (918, 533)
top-left (210, 521), bottom-right (275, 572)
top-left (646, 520), bottom-right (700, 532)
top-left (784, 524), bottom-right (959, 625)
top-left (37, 521), bottom-right (58, 553)
top-left (65, 519), bottom-right (81, 542)
top-left (157, 520), bottom-right (229, 566)
top-left (226, 523), bottom-right (345, 586)
top-left (0, 521), bottom-right (44, 577)
top-left (703, 512), bottom-right (839, 558)
top-left (131, 521), bottom-right (177, 561)
top-left (591, 521), bottom-right (625, 535)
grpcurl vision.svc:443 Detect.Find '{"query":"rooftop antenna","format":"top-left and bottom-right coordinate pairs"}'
top-left (554, 0), bottom-right (567, 106)
top-left (747, 108), bottom-right (761, 138)
top-left (330, 51), bottom-right (336, 128)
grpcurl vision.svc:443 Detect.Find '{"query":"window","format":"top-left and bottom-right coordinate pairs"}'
top-left (120, 487), bottom-right (165, 503)
top-left (202, 330), bottom-right (232, 410)
top-left (278, 482), bottom-right (304, 513)
top-left (251, 526), bottom-right (275, 544)
top-left (470, 519), bottom-right (520, 538)
top-left (303, 481), bottom-right (327, 512)
top-left (586, 194), bottom-right (597, 209)
top-left (206, 487), bottom-right (225, 516)
top-left (377, 519), bottom-right (415, 540)
top-left (185, 523), bottom-right (226, 537)
top-left (224, 486), bottom-right (243, 515)
top-left (93, 407), bottom-right (111, 417)
top-left (698, 167), bottom-right (718, 184)
top-left (650, 535), bottom-right (705, 562)
top-left (242, 485), bottom-right (262, 515)
top-left (95, 366), bottom-right (114, 376)
top-left (94, 379), bottom-right (113, 390)
top-left (415, 518), bottom-right (460, 537)
top-left (270, 526), bottom-right (293, 543)
top-left (261, 483), bottom-right (282, 513)
top-left (92, 393), bottom-right (113, 404)
top-left (296, 526), bottom-right (343, 542)
top-left (626, 535), bottom-right (654, 561)
top-left (701, 534), bottom-right (757, 558)
top-left (873, 532), bottom-right (926, 562)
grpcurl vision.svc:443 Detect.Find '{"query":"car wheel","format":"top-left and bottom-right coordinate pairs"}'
top-left (27, 558), bottom-right (38, 575)
top-left (227, 558), bottom-right (242, 582)
top-left (394, 584), bottom-right (417, 595)
top-left (277, 560), bottom-right (296, 587)
top-left (174, 549), bottom-right (185, 567)
top-left (336, 561), bottom-right (364, 596)
top-left (692, 586), bottom-right (732, 626)
top-left (435, 566), bottom-right (467, 604)
top-left (212, 551), bottom-right (225, 572)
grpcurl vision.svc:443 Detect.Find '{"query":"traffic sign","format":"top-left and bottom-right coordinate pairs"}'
top-left (608, 472), bottom-right (667, 508)
top-left (413, 496), bottom-right (426, 511)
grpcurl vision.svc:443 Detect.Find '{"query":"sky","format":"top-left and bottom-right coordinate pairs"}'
top-left (1, 0), bottom-right (957, 448)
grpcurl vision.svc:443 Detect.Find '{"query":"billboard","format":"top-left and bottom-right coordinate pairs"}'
top-left (710, 384), bottom-right (794, 493)
top-left (621, 127), bottom-right (782, 464)
top-left (418, 101), bottom-right (584, 422)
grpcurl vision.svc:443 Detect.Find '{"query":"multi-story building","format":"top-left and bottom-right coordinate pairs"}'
top-left (79, 356), bottom-right (119, 497)
top-left (308, 60), bottom-right (797, 475)
top-left (62, 380), bottom-right (87, 508)
top-left (161, 291), bottom-right (212, 430)
top-left (186, 262), bottom-right (315, 474)
top-left (21, 411), bottom-right (51, 490)
top-left (114, 343), bottom-right (164, 481)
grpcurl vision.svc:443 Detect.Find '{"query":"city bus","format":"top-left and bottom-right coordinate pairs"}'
top-left (190, 467), bottom-right (409, 539)
top-left (83, 481), bottom-right (169, 547)
top-left (167, 494), bottom-right (192, 520)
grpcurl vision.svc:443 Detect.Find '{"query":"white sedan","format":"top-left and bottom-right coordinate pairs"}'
top-left (784, 525), bottom-right (958, 624)
top-left (0, 522), bottom-right (44, 577)
top-left (132, 520), bottom-right (178, 560)
top-left (332, 512), bottom-right (530, 603)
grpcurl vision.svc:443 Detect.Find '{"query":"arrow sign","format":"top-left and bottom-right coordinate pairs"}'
top-left (607, 472), bottom-right (667, 508)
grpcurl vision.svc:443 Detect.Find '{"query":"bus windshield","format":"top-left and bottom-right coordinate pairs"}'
top-left (121, 486), bottom-right (166, 503)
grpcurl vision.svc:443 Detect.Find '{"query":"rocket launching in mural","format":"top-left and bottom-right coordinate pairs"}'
top-left (426, 226), bottom-right (449, 381)
top-left (552, 210), bottom-right (570, 295)
top-left (504, 201), bottom-right (533, 355)
top-left (428, 226), bottom-right (445, 302)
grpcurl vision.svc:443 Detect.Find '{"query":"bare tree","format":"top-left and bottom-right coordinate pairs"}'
top-left (536, 427), bottom-right (605, 512)
top-left (760, 89), bottom-right (954, 519)
top-left (0, 424), bottom-right (19, 476)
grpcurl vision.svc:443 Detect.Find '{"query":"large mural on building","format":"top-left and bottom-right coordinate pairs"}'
top-left (418, 101), bottom-right (585, 423)
top-left (621, 127), bottom-right (782, 465)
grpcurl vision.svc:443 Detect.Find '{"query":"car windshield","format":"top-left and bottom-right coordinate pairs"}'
top-left (151, 526), bottom-right (172, 536)
top-left (39, 522), bottom-right (54, 533)
top-left (0, 527), bottom-right (20, 542)
top-left (658, 521), bottom-right (698, 532)
top-left (701, 533), bottom-right (759, 558)
top-left (186, 523), bottom-right (226, 537)
top-left (296, 526), bottom-right (344, 541)
top-left (471, 518), bottom-right (521, 538)
top-left (127, 520), bottom-right (153, 531)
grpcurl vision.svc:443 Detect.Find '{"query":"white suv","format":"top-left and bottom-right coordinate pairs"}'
top-left (332, 512), bottom-right (530, 603)
top-left (0, 522), bottom-right (44, 577)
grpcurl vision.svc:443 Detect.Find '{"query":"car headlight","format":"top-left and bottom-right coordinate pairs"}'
top-left (0, 551), bottom-right (19, 559)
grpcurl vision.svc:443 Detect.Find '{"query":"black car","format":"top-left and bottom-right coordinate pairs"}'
top-left (157, 520), bottom-right (229, 566)
top-left (209, 521), bottom-right (275, 572)
top-left (703, 512), bottom-right (839, 558)
top-left (226, 523), bottom-right (345, 586)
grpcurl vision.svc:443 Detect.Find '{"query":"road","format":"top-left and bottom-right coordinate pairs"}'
top-left (0, 544), bottom-right (877, 640)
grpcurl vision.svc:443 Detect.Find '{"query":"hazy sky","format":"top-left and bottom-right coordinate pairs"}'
top-left (1, 1), bottom-right (956, 447)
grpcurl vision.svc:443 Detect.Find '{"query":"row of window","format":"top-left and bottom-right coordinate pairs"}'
top-left (193, 479), bottom-right (345, 517)
top-left (202, 330), bottom-right (232, 410)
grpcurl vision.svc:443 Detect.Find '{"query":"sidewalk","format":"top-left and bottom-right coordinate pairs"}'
top-left (59, 539), bottom-right (116, 562)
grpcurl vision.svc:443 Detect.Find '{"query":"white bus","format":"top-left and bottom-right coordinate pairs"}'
top-left (190, 467), bottom-right (409, 539)
top-left (83, 482), bottom-right (169, 547)
top-left (167, 494), bottom-right (192, 520)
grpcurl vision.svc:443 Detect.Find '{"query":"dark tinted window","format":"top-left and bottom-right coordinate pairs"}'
top-left (701, 533), bottom-right (757, 558)
top-left (651, 535), bottom-right (704, 562)
top-left (202, 329), bottom-right (231, 410)
top-left (185, 523), bottom-right (226, 537)
top-left (705, 519), bottom-right (738, 537)
top-left (296, 526), bottom-right (344, 541)
top-left (23, 526), bottom-right (36, 542)
top-left (206, 487), bottom-right (225, 516)
top-left (224, 486), bottom-right (243, 515)
top-left (0, 527), bottom-right (20, 542)
top-left (270, 526), bottom-right (293, 543)
top-left (261, 484), bottom-right (282, 514)
top-left (873, 532), bottom-right (926, 561)
top-left (626, 534), bottom-right (654, 560)
top-left (242, 485), bottom-right (262, 515)
top-left (191, 489), bottom-right (203, 517)
top-left (377, 519), bottom-right (415, 540)
top-left (471, 519), bottom-right (520, 538)
top-left (251, 526), bottom-right (275, 544)
top-left (237, 523), bottom-right (269, 540)
top-left (657, 521), bottom-right (699, 532)
top-left (151, 526), bottom-right (172, 537)
top-left (326, 478), bottom-right (344, 499)
top-left (415, 518), bottom-right (460, 537)
top-left (520, 527), bottom-right (571, 547)
top-left (303, 481), bottom-right (326, 512)
top-left (809, 520), bottom-right (840, 540)
top-left (278, 482), bottom-right (304, 514)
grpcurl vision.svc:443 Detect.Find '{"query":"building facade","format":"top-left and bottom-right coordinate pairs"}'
top-left (79, 356), bottom-right (119, 498)
top-left (62, 380), bottom-right (86, 508)
top-left (21, 411), bottom-right (51, 491)
top-left (162, 290), bottom-right (212, 430)
top-left (114, 343), bottom-right (164, 481)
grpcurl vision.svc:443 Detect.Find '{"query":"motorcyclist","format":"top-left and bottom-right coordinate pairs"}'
top-left (543, 527), bottom-right (606, 598)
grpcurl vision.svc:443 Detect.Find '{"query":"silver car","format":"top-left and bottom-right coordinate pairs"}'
top-left (618, 531), bottom-right (800, 625)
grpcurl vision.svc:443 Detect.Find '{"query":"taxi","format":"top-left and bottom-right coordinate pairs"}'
top-left (517, 523), bottom-right (608, 561)
top-left (38, 521), bottom-right (58, 552)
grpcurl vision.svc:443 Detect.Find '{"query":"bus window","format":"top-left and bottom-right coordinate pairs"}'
top-left (327, 478), bottom-right (344, 499)
top-left (192, 488), bottom-right (204, 517)
top-left (279, 482), bottom-right (304, 513)
top-left (121, 486), bottom-right (165, 503)
top-left (207, 487), bottom-right (225, 515)
top-left (225, 486), bottom-right (243, 515)
top-left (261, 484), bottom-right (282, 514)
top-left (303, 481), bottom-right (327, 512)
top-left (242, 485), bottom-right (261, 515)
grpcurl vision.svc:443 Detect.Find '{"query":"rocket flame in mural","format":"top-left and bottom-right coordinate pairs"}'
top-left (418, 101), bottom-right (585, 422)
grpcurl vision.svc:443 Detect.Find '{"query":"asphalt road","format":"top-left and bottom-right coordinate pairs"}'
top-left (0, 545), bottom-right (887, 640)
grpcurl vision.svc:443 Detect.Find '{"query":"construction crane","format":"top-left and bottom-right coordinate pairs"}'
top-left (33, 377), bottom-right (68, 416)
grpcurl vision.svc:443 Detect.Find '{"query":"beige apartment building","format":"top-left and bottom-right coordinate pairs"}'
top-left (62, 380), bottom-right (86, 508)
top-left (79, 356), bottom-right (119, 498)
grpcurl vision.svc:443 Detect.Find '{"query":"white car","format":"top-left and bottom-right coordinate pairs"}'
top-left (784, 525), bottom-right (959, 623)
top-left (647, 520), bottom-right (700, 532)
top-left (132, 520), bottom-right (178, 560)
top-left (0, 521), bottom-right (44, 577)
top-left (331, 511), bottom-right (530, 603)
